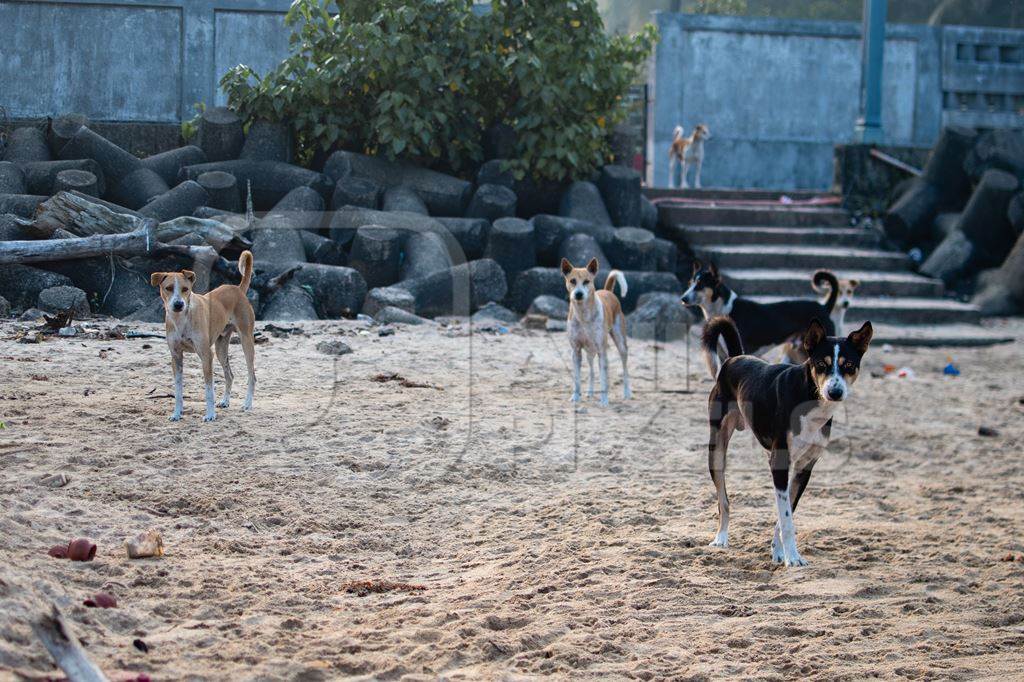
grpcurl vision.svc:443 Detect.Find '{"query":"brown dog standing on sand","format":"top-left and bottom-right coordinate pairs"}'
top-left (150, 251), bottom-right (256, 422)
top-left (561, 257), bottom-right (631, 406)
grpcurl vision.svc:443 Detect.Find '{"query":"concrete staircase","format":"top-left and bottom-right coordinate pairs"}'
top-left (647, 188), bottom-right (1014, 346)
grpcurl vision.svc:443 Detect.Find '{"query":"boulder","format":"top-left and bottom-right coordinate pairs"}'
top-left (178, 160), bottom-right (331, 210)
top-left (921, 126), bottom-right (976, 207)
top-left (472, 301), bottom-right (518, 324)
top-left (382, 185), bottom-right (429, 215)
top-left (0, 294), bottom-right (9, 318)
top-left (395, 258), bottom-right (507, 317)
top-left (485, 217), bottom-right (535, 280)
top-left (0, 162), bottom-right (25, 194)
top-left (653, 237), bottom-right (678, 273)
top-left (3, 127), bottom-right (51, 163)
top-left (374, 305), bottom-right (432, 325)
top-left (959, 169), bottom-right (1020, 266)
top-left (972, 228), bottom-right (1024, 316)
top-left (329, 206), bottom-right (443, 247)
top-left (626, 291), bottom-right (695, 341)
top-left (138, 180), bottom-right (209, 222)
top-left (0, 264), bottom-right (73, 309)
top-left (0, 213), bottom-right (32, 241)
top-left (251, 187), bottom-right (323, 268)
top-left (53, 169), bottom-right (99, 197)
top-left (331, 176), bottom-right (382, 211)
top-left (920, 229), bottom-right (974, 287)
top-left (527, 294), bottom-right (568, 320)
top-left (110, 167), bottom-right (170, 210)
top-left (48, 113), bottom-right (89, 156)
top-left (324, 150), bottom-right (472, 216)
top-left (260, 284), bottom-right (318, 321)
top-left (476, 159), bottom-right (514, 189)
top-left (640, 195), bottom-right (658, 232)
top-left (141, 145), bottom-right (207, 185)
top-left (292, 263), bottom-right (367, 318)
top-left (598, 165), bottom-right (642, 227)
top-left (300, 230), bottom-right (347, 267)
top-left (363, 286), bottom-right (416, 317)
top-left (40, 255), bottom-right (153, 318)
top-left (21, 159), bottom-right (106, 196)
top-left (884, 180), bottom-right (942, 248)
top-left (37, 285), bottom-right (90, 318)
top-left (558, 233), bottom-right (607, 270)
top-left (401, 231), bottom-right (454, 281)
top-left (197, 171), bottom-right (241, 213)
top-left (59, 126), bottom-right (141, 183)
top-left (197, 107), bottom-right (245, 162)
top-left (1009, 192), bottom-right (1024, 236)
top-left (435, 217), bottom-right (489, 261)
top-left (465, 183), bottom-right (517, 222)
top-left (530, 214), bottom-right (616, 265)
top-left (559, 181), bottom-right (612, 226)
top-left (350, 226), bottom-right (404, 288)
top-left (239, 121), bottom-right (294, 164)
top-left (0, 194), bottom-right (48, 218)
top-left (610, 227), bottom-right (657, 271)
top-left (964, 129), bottom-right (1024, 183)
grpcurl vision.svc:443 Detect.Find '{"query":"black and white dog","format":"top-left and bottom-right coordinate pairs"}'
top-left (701, 315), bottom-right (873, 566)
top-left (681, 261), bottom-right (840, 376)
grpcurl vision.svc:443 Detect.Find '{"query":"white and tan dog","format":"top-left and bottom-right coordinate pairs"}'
top-left (151, 251), bottom-right (257, 422)
top-left (561, 257), bottom-right (631, 406)
top-left (668, 124), bottom-right (711, 189)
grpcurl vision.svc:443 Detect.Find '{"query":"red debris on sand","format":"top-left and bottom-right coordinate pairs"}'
top-left (83, 591), bottom-right (117, 608)
top-left (66, 538), bottom-right (97, 561)
top-left (47, 544), bottom-right (68, 558)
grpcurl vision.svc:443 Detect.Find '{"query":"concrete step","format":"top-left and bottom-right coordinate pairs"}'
top-left (645, 187), bottom-right (831, 202)
top-left (693, 245), bottom-right (912, 271)
top-left (722, 269), bottom-right (945, 298)
top-left (866, 323), bottom-right (1015, 348)
top-left (659, 204), bottom-right (851, 228)
top-left (674, 225), bottom-right (880, 248)
top-left (748, 296), bottom-right (981, 325)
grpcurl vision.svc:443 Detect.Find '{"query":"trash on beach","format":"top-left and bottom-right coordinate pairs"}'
top-left (83, 592), bottom-right (117, 608)
top-left (67, 538), bottom-right (97, 561)
top-left (896, 367), bottom-right (915, 379)
top-left (47, 545), bottom-right (68, 559)
top-left (978, 426), bottom-right (1000, 437)
top-left (943, 358), bottom-right (960, 376)
top-left (125, 530), bottom-right (164, 559)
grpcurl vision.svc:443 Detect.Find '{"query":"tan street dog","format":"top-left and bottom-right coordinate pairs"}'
top-left (151, 251), bottom-right (256, 422)
top-left (561, 257), bottom-right (631, 406)
top-left (668, 124), bottom-right (711, 189)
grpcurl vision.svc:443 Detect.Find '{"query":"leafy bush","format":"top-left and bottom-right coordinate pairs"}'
top-left (220, 1), bottom-right (656, 183)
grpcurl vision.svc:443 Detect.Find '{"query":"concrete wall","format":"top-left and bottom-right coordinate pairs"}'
top-left (648, 13), bottom-right (943, 190)
top-left (0, 0), bottom-right (293, 123)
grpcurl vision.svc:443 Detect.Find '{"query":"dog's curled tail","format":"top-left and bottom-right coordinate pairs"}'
top-left (702, 316), bottom-right (744, 359)
top-left (604, 270), bottom-right (628, 298)
top-left (672, 125), bottom-right (684, 140)
top-left (812, 269), bottom-right (840, 313)
top-left (238, 250), bottom-right (254, 293)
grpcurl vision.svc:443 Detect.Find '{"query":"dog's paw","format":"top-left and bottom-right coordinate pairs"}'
top-left (242, 403), bottom-right (253, 412)
top-left (216, 399), bottom-right (230, 408)
top-left (168, 413), bottom-right (182, 422)
top-left (771, 546), bottom-right (785, 564)
top-left (570, 392), bottom-right (581, 403)
top-left (202, 413), bottom-right (217, 423)
top-left (708, 535), bottom-right (729, 548)
top-left (781, 547), bottom-right (807, 567)
top-left (623, 388), bottom-right (633, 400)
top-left (599, 396), bottom-right (610, 407)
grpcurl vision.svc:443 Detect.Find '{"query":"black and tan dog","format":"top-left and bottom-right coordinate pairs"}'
top-left (681, 261), bottom-right (840, 376)
top-left (701, 315), bottom-right (873, 566)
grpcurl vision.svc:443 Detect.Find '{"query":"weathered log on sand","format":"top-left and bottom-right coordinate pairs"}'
top-left (31, 603), bottom-right (109, 682)
top-left (0, 221), bottom-right (158, 264)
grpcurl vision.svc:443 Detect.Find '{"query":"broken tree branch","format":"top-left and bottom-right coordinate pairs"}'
top-left (31, 602), bottom-right (110, 682)
top-left (0, 221), bottom-right (158, 264)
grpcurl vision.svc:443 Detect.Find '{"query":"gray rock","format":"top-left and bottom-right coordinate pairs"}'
top-left (374, 305), bottom-right (432, 325)
top-left (0, 294), bottom-right (9, 317)
top-left (466, 183), bottom-right (517, 222)
top-left (261, 284), bottom-right (318, 321)
top-left (240, 121), bottom-right (294, 164)
top-left (611, 227), bottom-right (657, 271)
top-left (59, 126), bottom-right (141, 184)
top-left (324, 150), bottom-right (472, 216)
top-left (435, 217), bottom-right (489, 261)
top-left (316, 339), bottom-right (352, 356)
top-left (197, 170), bottom-right (241, 213)
top-left (0, 194), bottom-right (48, 218)
top-left (300, 230), bottom-right (347, 267)
top-left (363, 286), bottom-right (416, 318)
top-left (530, 214), bottom-right (616, 265)
top-left (653, 238), bottom-right (678, 273)
top-left (382, 185), bottom-right (429, 215)
top-left (0, 264), bottom-right (73, 309)
top-left (328, 206), bottom-right (443, 247)
top-left (472, 301), bottom-right (518, 324)
top-left (559, 181), bottom-right (612, 226)
top-left (141, 145), bottom-right (206, 185)
top-left (138, 180), bottom-right (209, 222)
top-left (37, 285), bottom-right (90, 319)
top-left (21, 159), bottom-right (106, 196)
top-left (545, 318), bottom-right (567, 332)
top-left (626, 291), bottom-right (695, 341)
top-left (0, 213), bottom-right (32, 241)
top-left (640, 195), bottom-right (658, 232)
top-left (293, 263), bottom-right (368, 319)
top-left (559, 233), bottom-right (607, 271)
top-left (485, 217), bottom-right (535, 281)
top-left (476, 159), bottom-right (515, 189)
top-left (527, 294), bottom-right (568, 320)
top-left (401, 231), bottom-right (453, 281)
top-left (178, 160), bottom-right (331, 211)
top-left (395, 258), bottom-right (507, 317)
top-left (507, 267), bottom-right (565, 313)
top-left (350, 226), bottom-right (403, 288)
top-left (331, 176), bottom-right (382, 211)
top-left (251, 186), bottom-right (323, 268)
top-left (598, 165), bottom-right (642, 227)
top-left (197, 107), bottom-right (245, 163)
top-left (110, 167), bottom-right (170, 210)
top-left (3, 127), bottom-right (51, 163)
top-left (48, 113), bottom-right (89, 156)
top-left (0, 161), bottom-right (26, 194)
top-left (53, 169), bottom-right (99, 197)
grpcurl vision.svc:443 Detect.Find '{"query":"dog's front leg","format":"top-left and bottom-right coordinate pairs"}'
top-left (667, 156), bottom-right (676, 189)
top-left (770, 448), bottom-right (805, 566)
top-left (694, 157), bottom-right (703, 188)
top-left (200, 351), bottom-right (216, 422)
top-left (598, 352), bottom-right (609, 406)
top-left (587, 352), bottom-right (595, 400)
top-left (169, 353), bottom-right (184, 421)
top-left (570, 347), bottom-right (582, 403)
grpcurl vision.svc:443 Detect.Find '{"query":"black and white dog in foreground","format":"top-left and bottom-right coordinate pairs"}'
top-left (701, 315), bottom-right (873, 566)
top-left (681, 261), bottom-right (840, 376)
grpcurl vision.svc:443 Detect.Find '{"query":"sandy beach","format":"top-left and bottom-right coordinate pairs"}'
top-left (1, 316), bottom-right (1023, 680)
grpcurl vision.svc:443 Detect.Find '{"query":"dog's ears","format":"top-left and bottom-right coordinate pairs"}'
top-left (849, 278), bottom-right (860, 288)
top-left (586, 258), bottom-right (599, 275)
top-left (150, 272), bottom-right (166, 287)
top-left (182, 270), bottom-right (196, 284)
top-left (802, 318), bottom-right (827, 354)
top-left (560, 258), bottom-right (573, 276)
top-left (848, 321), bottom-right (873, 355)
top-left (708, 261), bottom-right (719, 277)
top-left (691, 259), bottom-right (702, 274)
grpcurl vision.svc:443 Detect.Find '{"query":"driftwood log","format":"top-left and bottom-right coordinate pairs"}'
top-left (31, 603), bottom-right (109, 682)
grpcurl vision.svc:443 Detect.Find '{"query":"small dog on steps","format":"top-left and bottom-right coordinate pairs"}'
top-left (151, 251), bottom-right (257, 422)
top-left (561, 257), bottom-right (631, 406)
